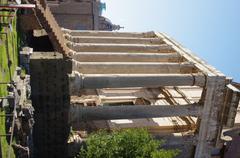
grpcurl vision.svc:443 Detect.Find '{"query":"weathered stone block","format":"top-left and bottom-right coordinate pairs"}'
top-left (30, 52), bottom-right (71, 158)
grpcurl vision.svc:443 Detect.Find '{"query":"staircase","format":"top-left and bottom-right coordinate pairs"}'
top-left (29, 0), bottom-right (71, 57)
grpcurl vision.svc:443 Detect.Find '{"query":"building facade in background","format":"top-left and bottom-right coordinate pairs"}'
top-left (47, 0), bottom-right (122, 30)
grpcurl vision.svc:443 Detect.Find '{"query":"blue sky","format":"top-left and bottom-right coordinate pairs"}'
top-left (102, 0), bottom-right (240, 82)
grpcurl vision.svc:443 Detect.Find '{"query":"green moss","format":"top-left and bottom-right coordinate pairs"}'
top-left (0, 0), bottom-right (18, 155)
top-left (0, 14), bottom-right (19, 157)
top-left (0, 110), bottom-right (9, 158)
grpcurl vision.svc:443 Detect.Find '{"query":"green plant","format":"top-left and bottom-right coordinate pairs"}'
top-left (151, 149), bottom-right (180, 158)
top-left (76, 128), bottom-right (180, 158)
